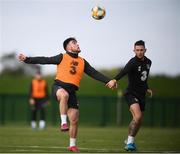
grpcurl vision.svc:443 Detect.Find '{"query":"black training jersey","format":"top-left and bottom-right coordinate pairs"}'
top-left (114, 56), bottom-right (152, 97)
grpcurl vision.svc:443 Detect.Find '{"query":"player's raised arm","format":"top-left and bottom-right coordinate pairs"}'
top-left (114, 59), bottom-right (134, 81)
top-left (106, 60), bottom-right (134, 89)
top-left (18, 53), bottom-right (63, 65)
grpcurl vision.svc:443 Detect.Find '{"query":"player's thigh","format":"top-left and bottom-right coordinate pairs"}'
top-left (52, 84), bottom-right (69, 101)
top-left (56, 88), bottom-right (69, 101)
top-left (67, 108), bottom-right (79, 123)
top-left (56, 88), bottom-right (68, 97)
top-left (130, 103), bottom-right (143, 122)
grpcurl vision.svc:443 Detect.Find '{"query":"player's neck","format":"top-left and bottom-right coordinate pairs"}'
top-left (136, 56), bottom-right (145, 61)
top-left (66, 51), bottom-right (78, 58)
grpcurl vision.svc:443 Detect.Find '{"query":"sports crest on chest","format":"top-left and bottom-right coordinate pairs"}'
top-left (138, 66), bottom-right (141, 72)
top-left (137, 63), bottom-right (150, 72)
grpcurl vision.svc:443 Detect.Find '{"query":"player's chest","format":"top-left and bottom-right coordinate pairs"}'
top-left (136, 63), bottom-right (150, 73)
top-left (133, 63), bottom-right (150, 81)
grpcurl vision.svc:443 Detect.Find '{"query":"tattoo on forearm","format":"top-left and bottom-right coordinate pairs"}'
top-left (129, 119), bottom-right (141, 136)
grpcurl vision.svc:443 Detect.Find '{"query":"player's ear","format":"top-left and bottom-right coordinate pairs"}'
top-left (144, 48), bottom-right (147, 53)
top-left (66, 43), bottom-right (70, 51)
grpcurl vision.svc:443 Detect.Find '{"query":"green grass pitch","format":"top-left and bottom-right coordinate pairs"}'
top-left (0, 125), bottom-right (180, 153)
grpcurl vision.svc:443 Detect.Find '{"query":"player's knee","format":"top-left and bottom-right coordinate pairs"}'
top-left (56, 90), bottom-right (69, 101)
top-left (134, 112), bottom-right (143, 123)
top-left (69, 113), bottom-right (79, 125)
top-left (71, 118), bottom-right (78, 125)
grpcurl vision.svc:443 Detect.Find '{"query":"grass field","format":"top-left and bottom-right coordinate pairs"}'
top-left (0, 125), bottom-right (180, 153)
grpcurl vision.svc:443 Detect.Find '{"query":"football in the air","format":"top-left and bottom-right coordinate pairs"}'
top-left (91, 6), bottom-right (106, 20)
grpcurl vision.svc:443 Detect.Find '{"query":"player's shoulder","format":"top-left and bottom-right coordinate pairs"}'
top-left (54, 53), bottom-right (64, 61)
top-left (54, 52), bottom-right (63, 58)
top-left (128, 57), bottom-right (137, 64)
top-left (62, 52), bottom-right (67, 56)
top-left (145, 56), bottom-right (152, 64)
top-left (32, 79), bottom-right (37, 83)
top-left (78, 55), bottom-right (85, 60)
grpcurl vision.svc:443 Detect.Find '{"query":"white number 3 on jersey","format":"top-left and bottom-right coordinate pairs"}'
top-left (141, 71), bottom-right (147, 81)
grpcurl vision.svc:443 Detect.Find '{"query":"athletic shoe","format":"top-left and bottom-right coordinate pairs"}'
top-left (60, 123), bottom-right (69, 132)
top-left (124, 143), bottom-right (137, 151)
top-left (68, 146), bottom-right (79, 152)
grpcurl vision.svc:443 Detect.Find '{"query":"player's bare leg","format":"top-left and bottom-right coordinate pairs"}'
top-left (67, 108), bottom-right (79, 152)
top-left (129, 103), bottom-right (143, 136)
top-left (56, 88), bottom-right (69, 131)
top-left (125, 103), bottom-right (143, 151)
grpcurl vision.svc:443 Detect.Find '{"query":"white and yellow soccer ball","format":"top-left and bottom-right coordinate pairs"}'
top-left (91, 6), bottom-right (106, 20)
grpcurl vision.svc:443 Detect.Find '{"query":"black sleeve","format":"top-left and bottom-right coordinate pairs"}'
top-left (145, 60), bottom-right (152, 90)
top-left (84, 60), bottom-right (110, 84)
top-left (114, 59), bottom-right (134, 81)
top-left (24, 53), bottom-right (63, 65)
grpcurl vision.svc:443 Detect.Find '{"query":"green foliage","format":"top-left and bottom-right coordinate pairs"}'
top-left (148, 75), bottom-right (180, 97)
top-left (0, 71), bottom-right (180, 97)
top-left (0, 74), bottom-right (32, 94)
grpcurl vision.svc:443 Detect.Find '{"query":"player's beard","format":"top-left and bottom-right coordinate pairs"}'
top-left (74, 48), bottom-right (81, 53)
top-left (70, 49), bottom-right (81, 54)
top-left (76, 46), bottom-right (81, 53)
top-left (77, 49), bottom-right (81, 53)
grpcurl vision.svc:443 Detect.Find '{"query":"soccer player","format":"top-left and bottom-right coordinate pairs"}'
top-left (18, 37), bottom-right (111, 152)
top-left (106, 40), bottom-right (153, 151)
top-left (29, 71), bottom-right (49, 130)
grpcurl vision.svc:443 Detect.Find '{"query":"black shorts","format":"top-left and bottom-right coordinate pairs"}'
top-left (124, 93), bottom-right (146, 111)
top-left (33, 98), bottom-right (47, 109)
top-left (52, 84), bottom-right (79, 109)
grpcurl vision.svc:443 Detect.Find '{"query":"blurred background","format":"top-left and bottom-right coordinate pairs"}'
top-left (0, 0), bottom-right (180, 127)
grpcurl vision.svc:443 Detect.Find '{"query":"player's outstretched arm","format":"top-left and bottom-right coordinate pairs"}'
top-left (18, 53), bottom-right (63, 65)
top-left (84, 60), bottom-right (111, 84)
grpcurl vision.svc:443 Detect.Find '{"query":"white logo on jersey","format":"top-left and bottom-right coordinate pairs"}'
top-left (138, 66), bottom-right (141, 72)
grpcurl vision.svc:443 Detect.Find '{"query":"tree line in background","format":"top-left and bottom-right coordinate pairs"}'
top-left (0, 52), bottom-right (41, 76)
top-left (0, 52), bottom-right (180, 97)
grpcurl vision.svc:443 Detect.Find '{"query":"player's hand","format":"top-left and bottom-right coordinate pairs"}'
top-left (106, 79), bottom-right (118, 90)
top-left (29, 98), bottom-right (35, 105)
top-left (18, 53), bottom-right (27, 62)
top-left (147, 89), bottom-right (153, 98)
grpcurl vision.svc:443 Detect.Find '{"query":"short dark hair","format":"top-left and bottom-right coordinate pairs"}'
top-left (63, 37), bottom-right (77, 51)
top-left (134, 40), bottom-right (145, 47)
